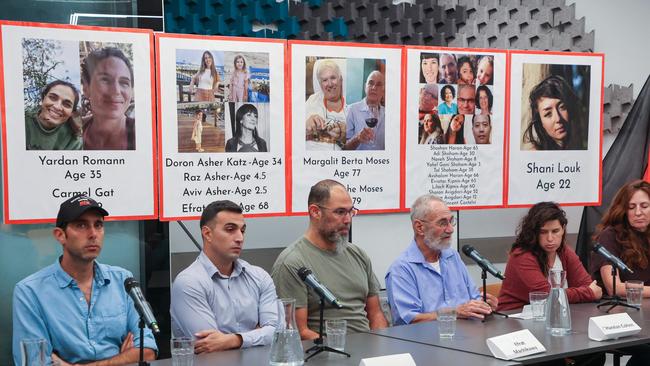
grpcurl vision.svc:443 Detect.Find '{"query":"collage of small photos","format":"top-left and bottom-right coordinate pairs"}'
top-left (417, 52), bottom-right (495, 145)
top-left (175, 49), bottom-right (270, 153)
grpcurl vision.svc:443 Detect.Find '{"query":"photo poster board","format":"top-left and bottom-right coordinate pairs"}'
top-left (0, 21), bottom-right (156, 224)
top-left (404, 47), bottom-right (508, 209)
top-left (289, 41), bottom-right (403, 214)
top-left (156, 33), bottom-right (287, 220)
top-left (507, 51), bottom-right (604, 207)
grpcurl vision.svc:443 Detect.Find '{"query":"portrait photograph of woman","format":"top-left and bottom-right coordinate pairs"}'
top-left (79, 42), bottom-right (136, 150)
top-left (520, 63), bottom-right (590, 151)
top-left (22, 38), bottom-right (83, 151)
top-left (225, 102), bottom-right (269, 153)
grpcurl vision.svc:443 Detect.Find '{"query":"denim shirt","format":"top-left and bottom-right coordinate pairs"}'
top-left (385, 240), bottom-right (481, 325)
top-left (12, 259), bottom-right (158, 365)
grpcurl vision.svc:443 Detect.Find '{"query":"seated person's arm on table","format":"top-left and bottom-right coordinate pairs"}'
top-left (52, 334), bottom-right (155, 366)
top-left (599, 265), bottom-right (643, 297)
top-left (295, 307), bottom-right (319, 340)
top-left (365, 295), bottom-right (388, 329)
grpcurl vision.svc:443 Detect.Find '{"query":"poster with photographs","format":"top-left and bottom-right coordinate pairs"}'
top-left (156, 34), bottom-right (286, 220)
top-left (404, 47), bottom-right (508, 209)
top-left (0, 21), bottom-right (156, 224)
top-left (507, 51), bottom-right (603, 206)
top-left (289, 41), bottom-right (402, 213)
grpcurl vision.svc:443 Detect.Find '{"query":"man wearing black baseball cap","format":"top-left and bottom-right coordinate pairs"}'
top-left (12, 194), bottom-right (157, 365)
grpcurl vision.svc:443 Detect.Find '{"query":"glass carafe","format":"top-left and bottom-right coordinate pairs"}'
top-left (269, 298), bottom-right (304, 366)
top-left (545, 269), bottom-right (571, 336)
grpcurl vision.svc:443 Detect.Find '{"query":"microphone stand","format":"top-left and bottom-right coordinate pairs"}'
top-left (304, 297), bottom-right (350, 361)
top-left (597, 262), bottom-right (639, 313)
top-left (138, 318), bottom-right (149, 366)
top-left (480, 268), bottom-right (508, 323)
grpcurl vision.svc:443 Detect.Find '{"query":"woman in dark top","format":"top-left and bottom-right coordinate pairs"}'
top-left (25, 80), bottom-right (82, 150)
top-left (590, 181), bottom-right (650, 366)
top-left (591, 179), bottom-right (650, 296)
top-left (225, 104), bottom-right (267, 153)
top-left (444, 114), bottom-right (465, 144)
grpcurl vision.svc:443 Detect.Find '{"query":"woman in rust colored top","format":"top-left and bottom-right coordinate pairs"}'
top-left (498, 202), bottom-right (602, 311)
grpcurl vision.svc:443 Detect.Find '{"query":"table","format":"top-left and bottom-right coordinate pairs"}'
top-left (368, 302), bottom-right (650, 364)
top-left (139, 302), bottom-right (650, 365)
top-left (145, 332), bottom-right (518, 366)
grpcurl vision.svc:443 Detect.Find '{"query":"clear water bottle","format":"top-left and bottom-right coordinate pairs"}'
top-left (545, 269), bottom-right (571, 336)
top-left (269, 298), bottom-right (304, 366)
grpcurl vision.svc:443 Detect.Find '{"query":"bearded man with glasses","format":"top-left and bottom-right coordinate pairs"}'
top-left (385, 194), bottom-right (498, 325)
top-left (271, 179), bottom-right (388, 340)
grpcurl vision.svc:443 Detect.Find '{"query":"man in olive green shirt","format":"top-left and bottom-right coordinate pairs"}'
top-left (271, 179), bottom-right (388, 339)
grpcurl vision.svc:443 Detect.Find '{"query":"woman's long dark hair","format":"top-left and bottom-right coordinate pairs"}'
top-left (523, 75), bottom-right (586, 150)
top-left (511, 201), bottom-right (568, 277)
top-left (234, 103), bottom-right (260, 141)
top-left (596, 180), bottom-right (650, 270)
top-left (444, 114), bottom-right (465, 144)
top-left (195, 50), bottom-right (220, 89)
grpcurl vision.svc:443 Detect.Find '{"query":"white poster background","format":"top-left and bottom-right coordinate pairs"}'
top-left (1, 23), bottom-right (155, 223)
top-left (157, 35), bottom-right (286, 219)
top-left (507, 52), bottom-right (603, 206)
top-left (290, 42), bottom-right (402, 213)
top-left (405, 48), bottom-right (507, 209)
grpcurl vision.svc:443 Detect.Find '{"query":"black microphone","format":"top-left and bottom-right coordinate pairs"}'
top-left (124, 277), bottom-right (160, 334)
top-left (592, 244), bottom-right (634, 274)
top-left (297, 267), bottom-right (343, 309)
top-left (461, 245), bottom-right (505, 280)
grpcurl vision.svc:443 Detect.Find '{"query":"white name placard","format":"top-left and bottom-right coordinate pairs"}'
top-left (359, 353), bottom-right (416, 366)
top-left (486, 329), bottom-right (546, 360)
top-left (588, 313), bottom-right (641, 341)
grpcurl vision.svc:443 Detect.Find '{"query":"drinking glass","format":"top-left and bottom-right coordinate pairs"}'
top-left (529, 291), bottom-right (548, 321)
top-left (364, 105), bottom-right (379, 146)
top-left (437, 307), bottom-right (457, 339)
top-left (626, 280), bottom-right (644, 307)
top-left (170, 337), bottom-right (194, 366)
top-left (325, 319), bottom-right (347, 351)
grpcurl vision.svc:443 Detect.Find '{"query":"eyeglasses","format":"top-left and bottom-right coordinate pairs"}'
top-left (418, 216), bottom-right (456, 228)
top-left (317, 205), bottom-right (359, 218)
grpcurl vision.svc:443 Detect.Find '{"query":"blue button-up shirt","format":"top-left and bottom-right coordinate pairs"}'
top-left (12, 259), bottom-right (158, 365)
top-left (170, 252), bottom-right (278, 348)
top-left (346, 98), bottom-right (385, 150)
top-left (385, 240), bottom-right (481, 325)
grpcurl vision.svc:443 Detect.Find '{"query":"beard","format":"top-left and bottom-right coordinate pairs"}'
top-left (423, 231), bottom-right (451, 251)
top-left (319, 226), bottom-right (349, 247)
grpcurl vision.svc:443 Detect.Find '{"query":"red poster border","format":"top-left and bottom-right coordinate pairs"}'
top-left (0, 20), bottom-right (157, 224)
top-left (403, 45), bottom-right (509, 211)
top-left (505, 49), bottom-right (604, 209)
top-left (287, 39), bottom-right (406, 216)
top-left (154, 32), bottom-right (289, 221)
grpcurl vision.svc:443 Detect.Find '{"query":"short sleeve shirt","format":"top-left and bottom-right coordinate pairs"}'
top-left (271, 237), bottom-right (380, 333)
